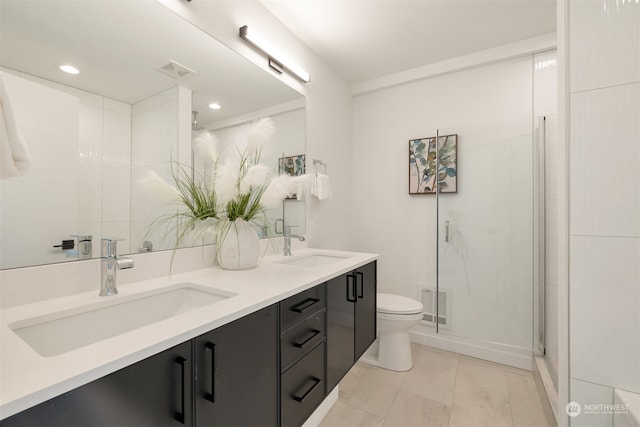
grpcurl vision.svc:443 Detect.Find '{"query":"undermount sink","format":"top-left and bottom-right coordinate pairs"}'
top-left (9, 283), bottom-right (236, 357)
top-left (277, 253), bottom-right (350, 267)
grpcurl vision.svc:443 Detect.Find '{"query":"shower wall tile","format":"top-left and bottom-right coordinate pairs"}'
top-left (78, 163), bottom-right (102, 224)
top-left (570, 0), bottom-right (640, 93)
top-left (570, 235), bottom-right (640, 393)
top-left (102, 166), bottom-right (131, 223)
top-left (570, 379), bottom-right (614, 427)
top-left (103, 108), bottom-right (132, 168)
top-left (570, 83), bottom-right (640, 238)
top-left (78, 103), bottom-right (103, 164)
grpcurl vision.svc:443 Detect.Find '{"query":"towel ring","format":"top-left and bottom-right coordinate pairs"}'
top-left (312, 159), bottom-right (327, 176)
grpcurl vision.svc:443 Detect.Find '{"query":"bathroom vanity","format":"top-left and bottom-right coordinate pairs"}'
top-left (0, 249), bottom-right (377, 427)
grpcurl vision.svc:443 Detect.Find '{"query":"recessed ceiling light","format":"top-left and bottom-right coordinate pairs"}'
top-left (208, 103), bottom-right (221, 110)
top-left (59, 65), bottom-right (79, 75)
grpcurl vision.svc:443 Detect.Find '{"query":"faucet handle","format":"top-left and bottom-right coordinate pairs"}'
top-left (101, 238), bottom-right (126, 257)
top-left (275, 218), bottom-right (284, 235)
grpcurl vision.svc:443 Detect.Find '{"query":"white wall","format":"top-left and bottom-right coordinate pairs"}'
top-left (156, 0), bottom-right (354, 251)
top-left (567, 1), bottom-right (640, 426)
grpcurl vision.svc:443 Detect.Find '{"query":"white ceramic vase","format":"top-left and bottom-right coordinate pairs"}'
top-left (217, 219), bottom-right (260, 270)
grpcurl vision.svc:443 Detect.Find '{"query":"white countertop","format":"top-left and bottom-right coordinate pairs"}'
top-left (0, 248), bottom-right (378, 420)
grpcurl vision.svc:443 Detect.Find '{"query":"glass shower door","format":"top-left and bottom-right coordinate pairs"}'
top-left (434, 119), bottom-right (536, 354)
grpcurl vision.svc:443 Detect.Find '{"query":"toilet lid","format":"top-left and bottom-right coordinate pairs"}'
top-left (377, 293), bottom-right (423, 315)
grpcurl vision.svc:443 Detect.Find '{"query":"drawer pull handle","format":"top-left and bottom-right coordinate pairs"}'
top-left (175, 356), bottom-right (187, 424)
top-left (356, 272), bottom-right (364, 298)
top-left (205, 342), bottom-right (216, 403)
top-left (291, 297), bottom-right (320, 314)
top-left (293, 377), bottom-right (322, 403)
top-left (346, 274), bottom-right (356, 302)
top-left (293, 329), bottom-right (322, 348)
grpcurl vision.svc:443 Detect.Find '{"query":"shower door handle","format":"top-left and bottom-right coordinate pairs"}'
top-left (445, 221), bottom-right (450, 243)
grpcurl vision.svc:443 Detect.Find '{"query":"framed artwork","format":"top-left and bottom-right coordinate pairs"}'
top-left (409, 134), bottom-right (457, 194)
top-left (279, 154), bottom-right (306, 177)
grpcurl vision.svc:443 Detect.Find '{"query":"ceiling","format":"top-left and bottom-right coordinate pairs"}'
top-left (262, 0), bottom-right (557, 84)
top-left (1, 0), bottom-right (302, 125)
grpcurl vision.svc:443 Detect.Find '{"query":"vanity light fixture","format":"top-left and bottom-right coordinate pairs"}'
top-left (59, 64), bottom-right (79, 75)
top-left (239, 25), bottom-right (310, 83)
top-left (208, 103), bottom-right (221, 110)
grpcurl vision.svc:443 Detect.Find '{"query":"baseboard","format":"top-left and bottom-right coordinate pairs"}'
top-left (409, 329), bottom-right (533, 370)
top-left (533, 355), bottom-right (559, 426)
top-left (302, 386), bottom-right (339, 427)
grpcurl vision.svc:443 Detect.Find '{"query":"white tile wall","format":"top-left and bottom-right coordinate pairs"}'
top-left (570, 1), bottom-right (640, 93)
top-left (570, 235), bottom-right (640, 392)
top-left (0, 71), bottom-right (134, 268)
top-left (570, 378), bottom-right (614, 427)
top-left (570, 83), bottom-right (640, 238)
top-left (130, 86), bottom-right (191, 252)
top-left (569, 0), bottom-right (640, 409)
top-left (0, 72), bottom-right (80, 269)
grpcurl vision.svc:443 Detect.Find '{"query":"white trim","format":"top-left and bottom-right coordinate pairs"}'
top-left (351, 32), bottom-right (557, 96)
top-left (409, 328), bottom-right (533, 371)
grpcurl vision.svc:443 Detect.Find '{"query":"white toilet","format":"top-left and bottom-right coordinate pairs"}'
top-left (361, 293), bottom-right (423, 371)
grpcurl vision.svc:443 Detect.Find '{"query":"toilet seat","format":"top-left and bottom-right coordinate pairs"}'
top-left (377, 293), bottom-right (423, 315)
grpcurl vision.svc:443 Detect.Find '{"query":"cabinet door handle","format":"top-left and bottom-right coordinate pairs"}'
top-left (174, 356), bottom-right (187, 424)
top-left (293, 329), bottom-right (322, 348)
top-left (205, 342), bottom-right (216, 403)
top-left (356, 271), bottom-right (364, 299)
top-left (346, 274), bottom-right (356, 302)
top-left (290, 297), bottom-right (320, 314)
top-left (293, 377), bottom-right (322, 403)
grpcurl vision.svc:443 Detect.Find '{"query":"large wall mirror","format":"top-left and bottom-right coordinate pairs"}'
top-left (0, 0), bottom-right (306, 270)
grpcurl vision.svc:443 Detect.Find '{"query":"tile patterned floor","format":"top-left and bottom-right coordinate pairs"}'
top-left (319, 344), bottom-right (550, 427)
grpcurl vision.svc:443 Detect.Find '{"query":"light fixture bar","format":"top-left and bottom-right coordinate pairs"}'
top-left (239, 25), bottom-right (310, 83)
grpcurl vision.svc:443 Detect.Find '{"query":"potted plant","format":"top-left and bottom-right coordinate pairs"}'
top-left (139, 117), bottom-right (298, 270)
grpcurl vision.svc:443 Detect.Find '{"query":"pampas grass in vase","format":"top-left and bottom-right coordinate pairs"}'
top-left (139, 117), bottom-right (300, 270)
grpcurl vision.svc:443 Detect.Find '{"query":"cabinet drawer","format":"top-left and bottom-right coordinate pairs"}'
top-left (281, 310), bottom-right (326, 371)
top-left (281, 342), bottom-right (325, 427)
top-left (281, 284), bottom-right (326, 332)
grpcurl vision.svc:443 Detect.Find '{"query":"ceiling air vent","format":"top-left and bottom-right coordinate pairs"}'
top-left (157, 60), bottom-right (196, 80)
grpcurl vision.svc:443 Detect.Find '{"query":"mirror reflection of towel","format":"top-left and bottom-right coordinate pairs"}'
top-left (311, 173), bottom-right (333, 200)
top-left (0, 72), bottom-right (31, 179)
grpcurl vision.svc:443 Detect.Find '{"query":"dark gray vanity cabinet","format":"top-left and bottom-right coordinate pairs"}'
top-left (1, 341), bottom-right (193, 427)
top-left (326, 261), bottom-right (377, 392)
top-left (2, 262), bottom-right (377, 427)
top-left (1, 306), bottom-right (278, 427)
top-left (195, 304), bottom-right (279, 427)
top-left (279, 284), bottom-right (327, 427)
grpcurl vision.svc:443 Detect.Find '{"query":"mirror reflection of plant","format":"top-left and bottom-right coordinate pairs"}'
top-left (139, 117), bottom-right (299, 268)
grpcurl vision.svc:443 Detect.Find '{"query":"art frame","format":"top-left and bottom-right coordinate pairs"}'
top-left (279, 154), bottom-right (305, 199)
top-left (408, 134), bottom-right (458, 194)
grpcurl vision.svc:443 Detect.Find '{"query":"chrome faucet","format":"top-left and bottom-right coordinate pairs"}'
top-left (283, 226), bottom-right (305, 256)
top-left (100, 238), bottom-right (134, 296)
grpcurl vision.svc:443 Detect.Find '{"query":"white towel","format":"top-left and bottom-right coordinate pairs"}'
top-left (0, 72), bottom-right (31, 179)
top-left (311, 173), bottom-right (333, 200)
top-left (292, 174), bottom-right (312, 201)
